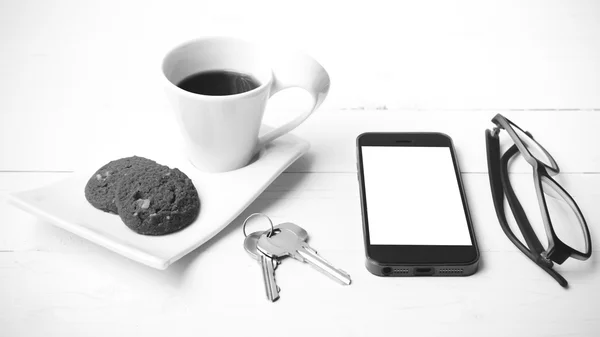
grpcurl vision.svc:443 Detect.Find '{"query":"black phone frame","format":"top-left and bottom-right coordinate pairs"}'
top-left (356, 132), bottom-right (480, 275)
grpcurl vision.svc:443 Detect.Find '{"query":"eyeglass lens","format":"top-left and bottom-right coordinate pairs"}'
top-left (540, 176), bottom-right (589, 253)
top-left (506, 119), bottom-right (556, 169)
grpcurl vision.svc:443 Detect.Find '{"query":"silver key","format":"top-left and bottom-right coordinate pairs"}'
top-left (275, 222), bottom-right (308, 242)
top-left (257, 227), bottom-right (352, 286)
top-left (244, 231), bottom-right (280, 302)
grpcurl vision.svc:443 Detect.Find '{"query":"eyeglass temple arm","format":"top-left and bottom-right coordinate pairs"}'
top-left (500, 145), bottom-right (546, 256)
top-left (485, 129), bottom-right (568, 288)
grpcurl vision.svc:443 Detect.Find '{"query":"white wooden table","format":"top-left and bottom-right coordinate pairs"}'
top-left (2, 1), bottom-right (600, 336)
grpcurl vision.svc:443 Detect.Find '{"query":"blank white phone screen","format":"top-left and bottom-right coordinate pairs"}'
top-left (362, 146), bottom-right (472, 246)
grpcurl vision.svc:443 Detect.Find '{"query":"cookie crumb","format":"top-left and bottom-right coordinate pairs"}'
top-left (135, 198), bottom-right (151, 209)
top-left (96, 174), bottom-right (102, 181)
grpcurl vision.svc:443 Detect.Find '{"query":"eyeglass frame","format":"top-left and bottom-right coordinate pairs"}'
top-left (485, 113), bottom-right (592, 288)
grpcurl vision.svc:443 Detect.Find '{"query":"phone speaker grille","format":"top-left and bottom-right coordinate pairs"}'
top-left (392, 268), bottom-right (409, 274)
top-left (438, 268), bottom-right (464, 275)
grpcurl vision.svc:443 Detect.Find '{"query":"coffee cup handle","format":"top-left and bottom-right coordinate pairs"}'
top-left (257, 52), bottom-right (330, 149)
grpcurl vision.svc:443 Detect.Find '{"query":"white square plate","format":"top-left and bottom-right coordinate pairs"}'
top-left (8, 131), bottom-right (309, 269)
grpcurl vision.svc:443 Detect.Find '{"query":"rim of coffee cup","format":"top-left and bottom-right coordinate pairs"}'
top-left (161, 36), bottom-right (273, 101)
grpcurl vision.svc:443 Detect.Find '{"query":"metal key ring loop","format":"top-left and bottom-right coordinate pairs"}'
top-left (242, 213), bottom-right (274, 238)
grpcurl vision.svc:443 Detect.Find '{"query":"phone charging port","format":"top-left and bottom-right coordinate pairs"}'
top-left (414, 267), bottom-right (434, 276)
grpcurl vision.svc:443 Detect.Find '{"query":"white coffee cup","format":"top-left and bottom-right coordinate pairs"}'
top-left (162, 37), bottom-right (330, 172)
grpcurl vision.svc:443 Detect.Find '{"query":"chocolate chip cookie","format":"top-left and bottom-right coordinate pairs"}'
top-left (84, 156), bottom-right (157, 214)
top-left (114, 165), bottom-right (200, 235)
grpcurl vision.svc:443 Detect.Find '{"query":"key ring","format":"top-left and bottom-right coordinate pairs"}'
top-left (242, 213), bottom-right (275, 238)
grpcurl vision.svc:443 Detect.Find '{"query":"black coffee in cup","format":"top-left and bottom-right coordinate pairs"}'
top-left (177, 70), bottom-right (261, 96)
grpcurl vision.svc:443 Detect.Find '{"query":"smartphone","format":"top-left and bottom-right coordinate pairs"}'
top-left (356, 132), bottom-right (479, 276)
